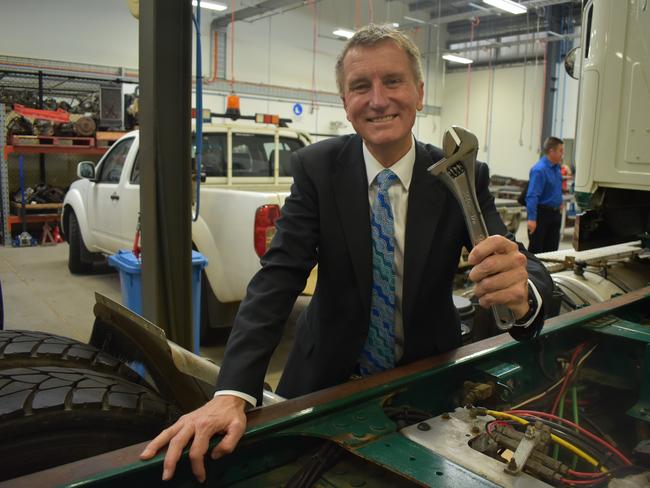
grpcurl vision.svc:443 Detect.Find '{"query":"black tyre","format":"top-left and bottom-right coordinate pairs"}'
top-left (0, 366), bottom-right (180, 481)
top-left (68, 211), bottom-right (93, 274)
top-left (199, 270), bottom-right (238, 345)
top-left (0, 329), bottom-right (143, 385)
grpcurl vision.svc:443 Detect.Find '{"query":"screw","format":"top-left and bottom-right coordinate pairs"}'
top-left (471, 425), bottom-right (480, 434)
top-left (505, 458), bottom-right (518, 473)
top-left (442, 413), bottom-right (451, 420)
top-left (417, 422), bottom-right (431, 431)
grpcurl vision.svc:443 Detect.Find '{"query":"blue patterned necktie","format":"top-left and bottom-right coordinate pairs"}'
top-left (358, 169), bottom-right (398, 376)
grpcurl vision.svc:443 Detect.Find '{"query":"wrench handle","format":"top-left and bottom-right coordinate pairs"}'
top-left (491, 303), bottom-right (516, 331)
top-left (452, 175), bottom-right (516, 331)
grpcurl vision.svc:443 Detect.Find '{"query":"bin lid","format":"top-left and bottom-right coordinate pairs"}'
top-left (191, 250), bottom-right (208, 268)
top-left (107, 250), bottom-right (141, 273)
top-left (108, 249), bottom-right (208, 273)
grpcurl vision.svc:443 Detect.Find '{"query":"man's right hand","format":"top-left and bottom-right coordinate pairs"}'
top-left (140, 395), bottom-right (248, 483)
top-left (527, 220), bottom-right (537, 234)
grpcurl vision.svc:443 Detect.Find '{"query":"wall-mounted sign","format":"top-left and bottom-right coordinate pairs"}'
top-left (292, 103), bottom-right (303, 116)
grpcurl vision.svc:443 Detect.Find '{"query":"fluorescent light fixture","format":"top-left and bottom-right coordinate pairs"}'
top-left (442, 54), bottom-right (474, 64)
top-left (482, 0), bottom-right (527, 15)
top-left (333, 28), bottom-right (355, 39)
top-left (191, 1), bottom-right (227, 12)
top-left (391, 22), bottom-right (400, 28)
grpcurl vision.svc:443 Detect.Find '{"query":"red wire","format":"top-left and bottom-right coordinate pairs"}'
top-left (567, 470), bottom-right (607, 478)
top-left (560, 478), bottom-right (607, 486)
top-left (507, 410), bottom-right (633, 466)
top-left (539, 39), bottom-right (548, 146)
top-left (230, 0), bottom-right (235, 88)
top-left (551, 343), bottom-right (585, 415)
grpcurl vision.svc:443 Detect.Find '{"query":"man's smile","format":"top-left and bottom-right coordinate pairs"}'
top-left (367, 114), bottom-right (398, 123)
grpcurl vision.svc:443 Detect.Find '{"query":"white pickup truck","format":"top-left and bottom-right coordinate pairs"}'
top-left (62, 119), bottom-right (312, 334)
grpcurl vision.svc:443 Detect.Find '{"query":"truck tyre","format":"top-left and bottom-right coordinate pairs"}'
top-left (200, 271), bottom-right (238, 345)
top-left (0, 366), bottom-right (180, 481)
top-left (0, 329), bottom-right (143, 385)
top-left (68, 211), bottom-right (93, 274)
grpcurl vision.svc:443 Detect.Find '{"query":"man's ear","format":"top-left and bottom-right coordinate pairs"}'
top-left (417, 81), bottom-right (424, 111)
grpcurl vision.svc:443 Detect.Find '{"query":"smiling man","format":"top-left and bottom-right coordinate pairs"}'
top-left (141, 24), bottom-right (554, 483)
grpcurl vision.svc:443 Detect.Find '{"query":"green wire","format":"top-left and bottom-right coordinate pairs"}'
top-left (553, 388), bottom-right (568, 460)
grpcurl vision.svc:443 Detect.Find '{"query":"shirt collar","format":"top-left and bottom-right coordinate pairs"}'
top-left (363, 136), bottom-right (416, 191)
top-left (542, 155), bottom-right (559, 169)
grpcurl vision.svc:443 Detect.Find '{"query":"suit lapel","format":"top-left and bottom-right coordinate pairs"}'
top-left (332, 136), bottom-right (372, 318)
top-left (402, 142), bottom-right (447, 328)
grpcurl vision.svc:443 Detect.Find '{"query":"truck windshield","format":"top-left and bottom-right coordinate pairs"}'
top-left (195, 133), bottom-right (304, 177)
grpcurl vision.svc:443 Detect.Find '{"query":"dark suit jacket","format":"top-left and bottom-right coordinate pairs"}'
top-left (216, 135), bottom-right (554, 405)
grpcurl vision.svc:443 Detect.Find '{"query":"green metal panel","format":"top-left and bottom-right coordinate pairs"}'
top-left (356, 433), bottom-right (500, 488)
top-left (6, 288), bottom-right (650, 487)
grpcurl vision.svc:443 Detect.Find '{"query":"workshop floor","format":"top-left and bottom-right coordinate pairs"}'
top-left (0, 243), bottom-right (302, 390)
top-left (0, 223), bottom-right (572, 391)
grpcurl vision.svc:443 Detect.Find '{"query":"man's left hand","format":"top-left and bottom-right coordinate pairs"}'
top-left (467, 235), bottom-right (530, 320)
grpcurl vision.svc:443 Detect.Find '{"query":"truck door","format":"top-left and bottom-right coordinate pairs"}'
top-left (87, 137), bottom-right (135, 252)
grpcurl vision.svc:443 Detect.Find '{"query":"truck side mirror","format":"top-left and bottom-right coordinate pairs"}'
top-left (564, 47), bottom-right (581, 80)
top-left (77, 161), bottom-right (96, 180)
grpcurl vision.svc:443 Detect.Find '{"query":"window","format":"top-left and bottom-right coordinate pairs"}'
top-left (97, 138), bottom-right (134, 183)
top-left (130, 151), bottom-right (140, 184)
top-left (194, 133), bottom-right (304, 177)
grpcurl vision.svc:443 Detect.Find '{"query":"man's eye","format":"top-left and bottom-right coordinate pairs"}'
top-left (351, 84), bottom-right (369, 92)
top-left (386, 78), bottom-right (402, 86)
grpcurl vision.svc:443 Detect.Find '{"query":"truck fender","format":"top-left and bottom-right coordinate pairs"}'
top-left (191, 216), bottom-right (234, 303)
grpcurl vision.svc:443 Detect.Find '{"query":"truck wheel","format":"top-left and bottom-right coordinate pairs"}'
top-left (68, 211), bottom-right (93, 274)
top-left (0, 329), bottom-right (143, 385)
top-left (200, 271), bottom-right (238, 345)
top-left (0, 366), bottom-right (180, 481)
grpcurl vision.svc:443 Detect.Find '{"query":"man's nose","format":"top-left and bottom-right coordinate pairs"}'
top-left (369, 83), bottom-right (389, 108)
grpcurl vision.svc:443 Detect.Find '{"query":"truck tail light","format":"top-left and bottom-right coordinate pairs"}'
top-left (254, 204), bottom-right (281, 257)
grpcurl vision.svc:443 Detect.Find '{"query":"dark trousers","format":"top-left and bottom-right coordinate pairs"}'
top-left (528, 206), bottom-right (562, 253)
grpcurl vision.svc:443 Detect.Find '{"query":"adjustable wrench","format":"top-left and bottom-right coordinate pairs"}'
top-left (428, 126), bottom-right (515, 331)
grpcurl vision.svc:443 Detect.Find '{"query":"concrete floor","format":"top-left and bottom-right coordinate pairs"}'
top-left (0, 222), bottom-right (571, 390)
top-left (0, 243), bottom-right (303, 390)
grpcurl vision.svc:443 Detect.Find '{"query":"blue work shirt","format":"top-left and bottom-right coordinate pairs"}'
top-left (526, 155), bottom-right (563, 221)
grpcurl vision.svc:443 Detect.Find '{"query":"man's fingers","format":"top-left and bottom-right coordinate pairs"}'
top-left (469, 250), bottom-right (526, 283)
top-left (188, 430), bottom-right (212, 484)
top-left (140, 422), bottom-right (183, 460)
top-left (468, 235), bottom-right (517, 265)
top-left (210, 424), bottom-right (246, 460)
top-left (475, 270), bottom-right (527, 305)
top-left (162, 424), bottom-right (195, 481)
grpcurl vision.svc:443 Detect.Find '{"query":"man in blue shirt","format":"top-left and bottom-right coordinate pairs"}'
top-left (526, 137), bottom-right (565, 253)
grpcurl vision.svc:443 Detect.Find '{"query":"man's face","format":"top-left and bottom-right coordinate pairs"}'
top-left (548, 144), bottom-right (564, 164)
top-left (340, 40), bottom-right (424, 164)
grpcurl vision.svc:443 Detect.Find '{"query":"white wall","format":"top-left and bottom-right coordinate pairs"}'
top-left (0, 0), bottom-right (139, 68)
top-left (0, 0), bottom-right (578, 179)
top-left (443, 62), bottom-right (552, 180)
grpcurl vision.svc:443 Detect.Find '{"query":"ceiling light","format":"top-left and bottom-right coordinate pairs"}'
top-left (442, 54), bottom-right (474, 64)
top-left (191, 1), bottom-right (227, 12)
top-left (333, 28), bottom-right (355, 39)
top-left (482, 0), bottom-right (527, 15)
top-left (391, 22), bottom-right (400, 28)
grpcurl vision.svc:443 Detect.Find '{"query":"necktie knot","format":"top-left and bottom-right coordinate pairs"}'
top-left (376, 169), bottom-right (398, 192)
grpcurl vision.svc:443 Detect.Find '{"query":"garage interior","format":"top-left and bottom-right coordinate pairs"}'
top-left (1, 0), bottom-right (650, 486)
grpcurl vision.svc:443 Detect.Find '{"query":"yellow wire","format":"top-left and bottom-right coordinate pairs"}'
top-left (485, 410), bottom-right (608, 473)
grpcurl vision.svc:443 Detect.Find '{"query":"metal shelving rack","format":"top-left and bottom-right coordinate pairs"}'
top-left (0, 103), bottom-right (9, 246)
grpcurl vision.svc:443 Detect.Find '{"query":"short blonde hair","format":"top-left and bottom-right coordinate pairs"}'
top-left (335, 23), bottom-right (423, 95)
